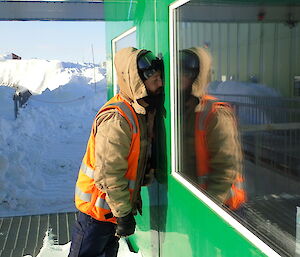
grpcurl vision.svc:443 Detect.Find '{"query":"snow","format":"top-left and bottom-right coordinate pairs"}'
top-left (209, 80), bottom-right (280, 97)
top-left (0, 53), bottom-right (13, 61)
top-left (208, 80), bottom-right (281, 124)
top-left (23, 230), bottom-right (142, 257)
top-left (0, 59), bottom-right (105, 94)
top-left (0, 60), bottom-right (107, 217)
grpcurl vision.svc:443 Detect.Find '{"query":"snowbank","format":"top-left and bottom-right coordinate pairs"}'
top-left (0, 61), bottom-right (107, 217)
top-left (208, 80), bottom-right (281, 124)
top-left (0, 53), bottom-right (13, 61)
top-left (209, 80), bottom-right (280, 97)
top-left (0, 59), bottom-right (104, 94)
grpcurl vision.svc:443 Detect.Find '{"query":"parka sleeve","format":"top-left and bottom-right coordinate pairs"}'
top-left (205, 106), bottom-right (243, 203)
top-left (94, 110), bottom-right (133, 218)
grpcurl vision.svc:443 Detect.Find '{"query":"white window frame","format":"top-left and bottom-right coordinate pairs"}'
top-left (169, 1), bottom-right (280, 256)
top-left (112, 26), bottom-right (137, 95)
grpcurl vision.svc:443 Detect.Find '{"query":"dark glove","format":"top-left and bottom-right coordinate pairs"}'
top-left (116, 212), bottom-right (136, 237)
top-left (132, 193), bottom-right (143, 216)
top-left (136, 194), bottom-right (143, 216)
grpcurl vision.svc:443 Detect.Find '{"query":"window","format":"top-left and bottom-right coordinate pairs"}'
top-left (112, 27), bottom-right (137, 95)
top-left (170, 1), bottom-right (300, 256)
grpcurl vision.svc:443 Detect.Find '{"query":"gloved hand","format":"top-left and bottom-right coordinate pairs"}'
top-left (116, 212), bottom-right (136, 237)
top-left (136, 195), bottom-right (143, 215)
top-left (132, 193), bottom-right (143, 216)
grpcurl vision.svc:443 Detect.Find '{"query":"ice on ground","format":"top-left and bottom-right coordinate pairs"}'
top-left (23, 230), bottom-right (142, 257)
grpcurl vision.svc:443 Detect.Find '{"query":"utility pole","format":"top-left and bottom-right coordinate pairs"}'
top-left (91, 44), bottom-right (96, 93)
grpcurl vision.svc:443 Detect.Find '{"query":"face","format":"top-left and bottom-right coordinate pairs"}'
top-left (181, 73), bottom-right (194, 95)
top-left (144, 71), bottom-right (163, 95)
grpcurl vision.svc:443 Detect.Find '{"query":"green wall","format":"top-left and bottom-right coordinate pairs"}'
top-left (178, 21), bottom-right (300, 97)
top-left (104, 0), bottom-right (275, 256)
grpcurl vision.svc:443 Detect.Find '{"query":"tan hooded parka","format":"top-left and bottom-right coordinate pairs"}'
top-left (182, 47), bottom-right (245, 206)
top-left (75, 47), bottom-right (156, 221)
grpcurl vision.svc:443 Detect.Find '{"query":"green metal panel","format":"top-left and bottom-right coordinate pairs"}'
top-left (262, 24), bottom-right (276, 88)
top-left (162, 181), bottom-right (267, 257)
top-left (296, 25), bottom-right (300, 80)
top-left (104, 0), bottom-right (137, 98)
top-left (228, 23), bottom-right (238, 80)
top-left (248, 23), bottom-right (261, 83)
top-left (277, 23), bottom-right (292, 96)
top-left (212, 23), bottom-right (220, 80)
top-left (220, 24), bottom-right (229, 78)
top-left (104, 0), bottom-right (283, 256)
top-left (238, 24), bottom-right (249, 81)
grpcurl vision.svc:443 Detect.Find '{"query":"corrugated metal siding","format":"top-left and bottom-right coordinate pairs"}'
top-left (179, 22), bottom-right (300, 97)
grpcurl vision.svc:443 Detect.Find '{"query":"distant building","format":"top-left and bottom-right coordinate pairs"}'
top-left (12, 53), bottom-right (21, 60)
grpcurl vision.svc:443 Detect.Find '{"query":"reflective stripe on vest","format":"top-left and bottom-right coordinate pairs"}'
top-left (106, 102), bottom-right (138, 133)
top-left (80, 162), bottom-right (94, 179)
top-left (75, 185), bottom-right (91, 202)
top-left (76, 186), bottom-right (110, 210)
top-left (80, 162), bottom-right (136, 190)
top-left (196, 95), bottom-right (246, 210)
top-left (75, 94), bottom-right (140, 222)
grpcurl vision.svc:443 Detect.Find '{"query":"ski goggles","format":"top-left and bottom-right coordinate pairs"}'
top-left (138, 51), bottom-right (163, 80)
top-left (179, 50), bottom-right (199, 80)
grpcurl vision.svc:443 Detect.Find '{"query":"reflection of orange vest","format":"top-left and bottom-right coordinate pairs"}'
top-left (75, 94), bottom-right (140, 223)
top-left (195, 95), bottom-right (246, 210)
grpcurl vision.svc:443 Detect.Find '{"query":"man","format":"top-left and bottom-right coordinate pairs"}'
top-left (179, 47), bottom-right (246, 211)
top-left (68, 47), bottom-right (163, 257)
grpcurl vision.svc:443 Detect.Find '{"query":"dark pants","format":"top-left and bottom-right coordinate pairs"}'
top-left (68, 212), bottom-right (119, 257)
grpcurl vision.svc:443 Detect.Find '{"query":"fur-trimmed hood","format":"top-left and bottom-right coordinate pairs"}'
top-left (114, 47), bottom-right (149, 114)
top-left (188, 47), bottom-right (212, 96)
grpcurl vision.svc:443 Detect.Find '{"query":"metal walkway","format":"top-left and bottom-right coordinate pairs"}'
top-left (244, 197), bottom-right (299, 257)
top-left (0, 212), bottom-right (77, 257)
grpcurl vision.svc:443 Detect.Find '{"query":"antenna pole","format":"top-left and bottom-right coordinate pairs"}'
top-left (91, 44), bottom-right (96, 93)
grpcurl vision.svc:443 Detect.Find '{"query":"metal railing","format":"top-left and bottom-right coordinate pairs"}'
top-left (212, 94), bottom-right (300, 178)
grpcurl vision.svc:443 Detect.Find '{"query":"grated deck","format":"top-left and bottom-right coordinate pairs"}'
top-left (0, 212), bottom-right (77, 257)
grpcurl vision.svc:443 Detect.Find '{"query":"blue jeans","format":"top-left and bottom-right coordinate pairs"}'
top-left (68, 212), bottom-right (119, 257)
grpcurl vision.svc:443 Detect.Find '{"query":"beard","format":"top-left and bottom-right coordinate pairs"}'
top-left (143, 91), bottom-right (164, 109)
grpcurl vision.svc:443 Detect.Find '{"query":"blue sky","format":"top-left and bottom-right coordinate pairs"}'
top-left (0, 21), bottom-right (106, 64)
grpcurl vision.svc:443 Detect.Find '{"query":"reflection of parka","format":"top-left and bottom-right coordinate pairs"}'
top-left (183, 47), bottom-right (245, 206)
top-left (75, 47), bottom-right (155, 221)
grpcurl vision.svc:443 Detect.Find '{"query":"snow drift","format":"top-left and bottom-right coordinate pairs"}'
top-left (0, 59), bottom-right (105, 94)
top-left (0, 60), bottom-right (107, 217)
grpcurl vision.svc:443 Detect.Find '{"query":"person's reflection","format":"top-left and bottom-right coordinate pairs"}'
top-left (179, 47), bottom-right (246, 212)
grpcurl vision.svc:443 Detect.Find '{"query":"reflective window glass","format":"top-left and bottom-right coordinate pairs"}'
top-left (112, 27), bottom-right (136, 95)
top-left (172, 1), bottom-right (300, 256)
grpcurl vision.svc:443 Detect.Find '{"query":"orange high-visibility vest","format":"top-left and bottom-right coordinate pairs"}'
top-left (75, 94), bottom-right (140, 223)
top-left (195, 95), bottom-right (246, 210)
